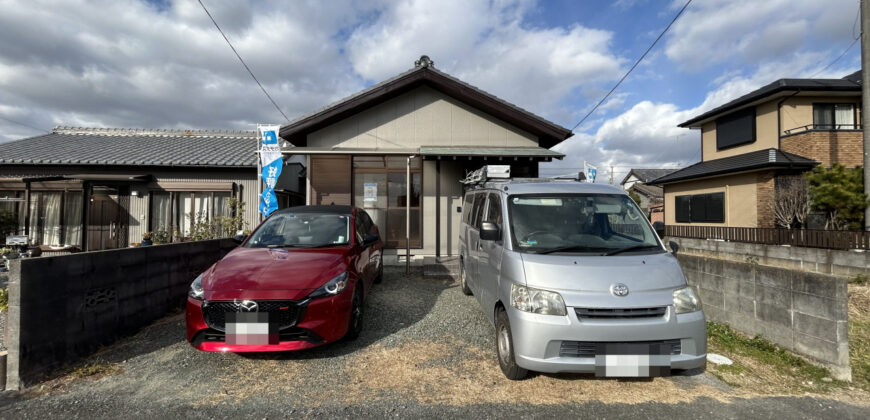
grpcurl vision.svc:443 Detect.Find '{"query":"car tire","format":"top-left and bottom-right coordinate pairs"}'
top-left (345, 284), bottom-right (364, 340)
top-left (460, 260), bottom-right (472, 296)
top-left (495, 307), bottom-right (528, 380)
top-left (374, 255), bottom-right (383, 284)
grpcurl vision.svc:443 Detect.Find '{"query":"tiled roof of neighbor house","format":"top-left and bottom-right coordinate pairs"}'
top-left (279, 55), bottom-right (574, 149)
top-left (628, 183), bottom-right (663, 199)
top-left (679, 70), bottom-right (861, 128)
top-left (0, 127), bottom-right (258, 168)
top-left (649, 148), bottom-right (818, 185)
top-left (620, 168), bottom-right (678, 185)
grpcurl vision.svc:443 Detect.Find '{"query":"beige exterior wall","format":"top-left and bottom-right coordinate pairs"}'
top-left (701, 101), bottom-right (779, 160)
top-left (663, 172), bottom-right (759, 227)
top-left (779, 96), bottom-right (861, 134)
top-left (420, 160), bottom-right (463, 257)
top-left (308, 86), bottom-right (538, 149)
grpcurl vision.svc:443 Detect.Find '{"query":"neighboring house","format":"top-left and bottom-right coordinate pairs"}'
top-left (277, 56), bottom-right (573, 261)
top-left (651, 70), bottom-right (863, 228)
top-left (0, 127), bottom-right (305, 251)
top-left (620, 168), bottom-right (675, 218)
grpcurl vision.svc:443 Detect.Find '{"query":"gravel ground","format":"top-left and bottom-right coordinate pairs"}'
top-left (0, 268), bottom-right (868, 419)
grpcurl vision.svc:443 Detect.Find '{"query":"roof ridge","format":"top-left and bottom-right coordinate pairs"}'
top-left (51, 126), bottom-right (259, 138)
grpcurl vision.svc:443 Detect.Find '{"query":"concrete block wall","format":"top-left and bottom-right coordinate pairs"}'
top-left (667, 236), bottom-right (869, 278)
top-left (677, 253), bottom-right (851, 380)
top-left (4, 239), bottom-right (236, 389)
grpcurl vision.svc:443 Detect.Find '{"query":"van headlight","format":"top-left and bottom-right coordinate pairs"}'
top-left (189, 274), bottom-right (204, 300)
top-left (673, 287), bottom-right (701, 314)
top-left (510, 283), bottom-right (567, 316)
top-left (309, 272), bottom-right (349, 298)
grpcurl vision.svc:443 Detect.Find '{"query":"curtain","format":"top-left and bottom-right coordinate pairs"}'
top-left (813, 104), bottom-right (833, 128)
top-left (63, 192), bottom-right (83, 247)
top-left (214, 192), bottom-right (231, 218)
top-left (151, 193), bottom-right (170, 231)
top-left (834, 104), bottom-right (854, 129)
top-left (193, 192), bottom-right (210, 222)
top-left (41, 192), bottom-right (62, 246)
top-left (28, 192), bottom-right (39, 244)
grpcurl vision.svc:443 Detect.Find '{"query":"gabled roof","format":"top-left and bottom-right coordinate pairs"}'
top-left (649, 149), bottom-right (818, 185)
top-left (0, 127), bottom-right (258, 168)
top-left (679, 70), bottom-right (861, 128)
top-left (628, 183), bottom-right (663, 199)
top-left (620, 168), bottom-right (678, 185)
top-left (279, 56), bottom-right (574, 149)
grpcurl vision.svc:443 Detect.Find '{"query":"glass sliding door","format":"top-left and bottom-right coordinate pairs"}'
top-left (352, 155), bottom-right (422, 248)
top-left (63, 192), bottom-right (83, 246)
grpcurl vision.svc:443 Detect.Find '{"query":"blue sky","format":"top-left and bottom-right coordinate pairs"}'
top-left (0, 0), bottom-right (861, 183)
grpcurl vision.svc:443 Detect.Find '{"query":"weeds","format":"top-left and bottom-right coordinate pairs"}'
top-left (850, 274), bottom-right (868, 285)
top-left (70, 362), bottom-right (123, 379)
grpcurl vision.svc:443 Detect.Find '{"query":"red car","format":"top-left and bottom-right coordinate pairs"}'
top-left (186, 205), bottom-right (383, 352)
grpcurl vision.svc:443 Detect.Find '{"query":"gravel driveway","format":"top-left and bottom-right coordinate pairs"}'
top-left (0, 268), bottom-right (868, 419)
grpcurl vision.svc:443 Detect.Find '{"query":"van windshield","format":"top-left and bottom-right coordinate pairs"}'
top-left (507, 194), bottom-right (662, 255)
top-left (245, 213), bottom-right (351, 248)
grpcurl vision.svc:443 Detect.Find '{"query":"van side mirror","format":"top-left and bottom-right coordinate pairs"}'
top-left (668, 241), bottom-right (680, 254)
top-left (480, 221), bottom-right (501, 241)
top-left (652, 221), bottom-right (665, 238)
top-left (232, 234), bottom-right (247, 244)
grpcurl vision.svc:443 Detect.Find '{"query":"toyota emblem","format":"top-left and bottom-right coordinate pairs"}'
top-left (610, 283), bottom-right (629, 297)
top-left (235, 299), bottom-right (258, 312)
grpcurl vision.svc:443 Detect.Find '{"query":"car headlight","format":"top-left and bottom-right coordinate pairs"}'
top-left (309, 272), bottom-right (349, 298)
top-left (189, 274), bottom-right (204, 300)
top-left (510, 283), bottom-right (567, 316)
top-left (673, 286), bottom-right (702, 314)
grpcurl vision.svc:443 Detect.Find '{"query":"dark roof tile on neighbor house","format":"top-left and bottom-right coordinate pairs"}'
top-left (0, 127), bottom-right (258, 168)
top-left (620, 168), bottom-right (678, 185)
top-left (679, 70), bottom-right (861, 128)
top-left (279, 56), bottom-right (574, 149)
top-left (649, 148), bottom-right (818, 185)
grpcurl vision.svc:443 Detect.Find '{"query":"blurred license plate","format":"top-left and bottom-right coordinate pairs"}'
top-left (225, 312), bottom-right (279, 345)
top-left (594, 343), bottom-right (671, 377)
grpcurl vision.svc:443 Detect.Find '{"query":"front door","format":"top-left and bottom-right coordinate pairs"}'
top-left (88, 192), bottom-right (122, 250)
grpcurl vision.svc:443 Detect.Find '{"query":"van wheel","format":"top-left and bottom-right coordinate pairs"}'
top-left (495, 308), bottom-right (528, 380)
top-left (460, 260), bottom-right (472, 296)
top-left (345, 285), bottom-right (364, 340)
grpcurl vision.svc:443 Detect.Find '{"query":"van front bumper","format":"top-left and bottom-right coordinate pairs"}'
top-left (508, 306), bottom-right (707, 374)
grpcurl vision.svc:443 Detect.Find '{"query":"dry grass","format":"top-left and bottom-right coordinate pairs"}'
top-left (848, 283), bottom-right (870, 391)
top-left (201, 358), bottom-right (306, 405)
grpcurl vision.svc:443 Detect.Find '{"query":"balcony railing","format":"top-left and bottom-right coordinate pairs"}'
top-left (783, 123), bottom-right (863, 136)
top-left (665, 225), bottom-right (870, 251)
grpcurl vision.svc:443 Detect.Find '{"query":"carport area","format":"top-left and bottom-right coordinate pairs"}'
top-left (1, 270), bottom-right (869, 419)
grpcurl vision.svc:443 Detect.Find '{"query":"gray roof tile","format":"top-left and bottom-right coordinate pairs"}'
top-left (649, 149), bottom-right (818, 185)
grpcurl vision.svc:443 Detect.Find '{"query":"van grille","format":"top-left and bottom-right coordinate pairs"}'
top-left (574, 307), bottom-right (667, 319)
top-left (560, 339), bottom-right (682, 358)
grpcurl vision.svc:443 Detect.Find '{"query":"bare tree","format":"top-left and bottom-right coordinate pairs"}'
top-left (774, 175), bottom-right (809, 229)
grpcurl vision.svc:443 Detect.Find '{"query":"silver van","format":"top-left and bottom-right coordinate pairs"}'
top-left (458, 166), bottom-right (706, 379)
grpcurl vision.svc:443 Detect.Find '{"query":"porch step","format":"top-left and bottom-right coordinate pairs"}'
top-left (422, 256), bottom-right (460, 279)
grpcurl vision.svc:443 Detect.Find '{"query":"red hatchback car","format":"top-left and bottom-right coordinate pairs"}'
top-left (186, 205), bottom-right (383, 352)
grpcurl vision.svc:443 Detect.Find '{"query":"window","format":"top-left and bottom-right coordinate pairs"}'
top-left (351, 155), bottom-right (421, 248)
top-left (471, 193), bottom-right (486, 229)
top-left (674, 192), bottom-right (725, 223)
top-left (484, 193), bottom-right (503, 241)
top-left (813, 103), bottom-right (856, 130)
top-left (716, 107), bottom-right (755, 149)
top-left (149, 191), bottom-right (235, 240)
top-left (462, 193), bottom-right (473, 224)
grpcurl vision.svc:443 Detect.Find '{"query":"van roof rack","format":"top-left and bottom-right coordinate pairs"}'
top-left (461, 165), bottom-right (587, 186)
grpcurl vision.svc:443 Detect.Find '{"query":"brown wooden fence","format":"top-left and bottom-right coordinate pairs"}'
top-left (665, 225), bottom-right (870, 251)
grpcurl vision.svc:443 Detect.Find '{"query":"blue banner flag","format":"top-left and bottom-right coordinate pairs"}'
top-left (258, 125), bottom-right (282, 217)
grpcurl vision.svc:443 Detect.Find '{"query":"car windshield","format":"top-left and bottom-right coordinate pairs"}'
top-left (508, 194), bottom-right (661, 254)
top-left (245, 212), bottom-right (351, 248)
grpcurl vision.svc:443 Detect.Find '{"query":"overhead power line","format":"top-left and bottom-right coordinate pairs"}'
top-left (570, 0), bottom-right (693, 132)
top-left (197, 0), bottom-right (290, 122)
top-left (0, 115), bottom-right (48, 134)
top-left (809, 38), bottom-right (860, 79)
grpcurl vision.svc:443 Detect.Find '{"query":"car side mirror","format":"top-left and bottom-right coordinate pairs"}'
top-left (668, 241), bottom-right (680, 254)
top-left (652, 221), bottom-right (665, 238)
top-left (480, 221), bottom-right (501, 241)
top-left (363, 233), bottom-right (380, 247)
top-left (232, 234), bottom-right (247, 244)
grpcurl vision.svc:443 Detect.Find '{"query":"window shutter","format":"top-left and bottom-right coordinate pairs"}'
top-left (675, 195), bottom-right (691, 222)
top-left (310, 155), bottom-right (351, 206)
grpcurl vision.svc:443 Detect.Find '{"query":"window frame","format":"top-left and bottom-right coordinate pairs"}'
top-left (674, 192), bottom-right (725, 223)
top-left (812, 102), bottom-right (858, 130)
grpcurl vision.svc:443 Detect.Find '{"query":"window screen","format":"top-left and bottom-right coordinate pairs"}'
top-left (675, 195), bottom-right (691, 223)
top-left (716, 107), bottom-right (755, 149)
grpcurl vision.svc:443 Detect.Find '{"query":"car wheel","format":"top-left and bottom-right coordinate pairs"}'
top-left (345, 284), bottom-right (364, 340)
top-left (495, 307), bottom-right (528, 380)
top-left (374, 254), bottom-right (383, 284)
top-left (460, 260), bottom-right (472, 296)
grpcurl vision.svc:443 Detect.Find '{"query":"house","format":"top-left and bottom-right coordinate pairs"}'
top-left (620, 168), bottom-right (675, 222)
top-left (0, 127), bottom-right (305, 251)
top-left (650, 70), bottom-right (863, 228)
top-left (276, 56), bottom-right (573, 262)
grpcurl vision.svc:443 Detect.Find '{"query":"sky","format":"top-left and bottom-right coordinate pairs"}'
top-left (0, 0), bottom-right (862, 183)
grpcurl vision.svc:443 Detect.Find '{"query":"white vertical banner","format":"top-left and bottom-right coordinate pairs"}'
top-left (584, 161), bottom-right (598, 183)
top-left (258, 125), bottom-right (282, 217)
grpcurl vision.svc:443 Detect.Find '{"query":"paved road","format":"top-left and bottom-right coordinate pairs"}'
top-left (1, 269), bottom-right (867, 419)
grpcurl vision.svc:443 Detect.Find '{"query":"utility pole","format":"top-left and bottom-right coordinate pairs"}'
top-left (609, 165), bottom-right (614, 185)
top-left (863, 0), bottom-right (870, 231)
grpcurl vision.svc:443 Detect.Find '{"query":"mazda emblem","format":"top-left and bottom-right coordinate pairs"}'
top-left (610, 283), bottom-right (629, 297)
top-left (235, 299), bottom-right (258, 312)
